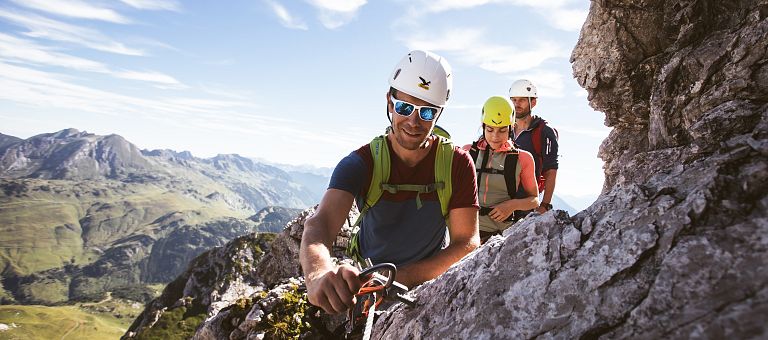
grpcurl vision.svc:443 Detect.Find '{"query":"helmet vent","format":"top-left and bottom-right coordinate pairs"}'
top-left (393, 69), bottom-right (401, 80)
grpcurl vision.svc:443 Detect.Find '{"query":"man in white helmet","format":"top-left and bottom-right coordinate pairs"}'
top-left (300, 50), bottom-right (480, 315)
top-left (509, 79), bottom-right (559, 214)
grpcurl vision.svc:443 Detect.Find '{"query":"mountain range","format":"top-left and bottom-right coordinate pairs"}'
top-left (0, 128), bottom-right (324, 305)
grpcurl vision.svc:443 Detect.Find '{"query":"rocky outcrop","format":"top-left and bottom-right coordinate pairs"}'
top-left (124, 208), bottom-right (355, 339)
top-left (571, 0), bottom-right (768, 192)
top-left (375, 0), bottom-right (767, 338)
top-left (248, 206), bottom-right (303, 233)
top-left (124, 232), bottom-right (276, 339)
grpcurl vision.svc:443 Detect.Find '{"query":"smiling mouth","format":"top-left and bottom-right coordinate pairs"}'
top-left (402, 128), bottom-right (423, 138)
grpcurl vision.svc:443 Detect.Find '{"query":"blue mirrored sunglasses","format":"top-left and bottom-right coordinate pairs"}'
top-left (390, 95), bottom-right (441, 122)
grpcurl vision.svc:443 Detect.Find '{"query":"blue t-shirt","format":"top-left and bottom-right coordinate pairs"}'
top-left (329, 136), bottom-right (478, 266)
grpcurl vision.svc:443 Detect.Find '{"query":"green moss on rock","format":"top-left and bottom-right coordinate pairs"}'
top-left (256, 284), bottom-right (311, 339)
top-left (134, 304), bottom-right (206, 340)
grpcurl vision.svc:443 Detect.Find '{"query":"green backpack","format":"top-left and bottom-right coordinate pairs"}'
top-left (346, 132), bottom-right (455, 262)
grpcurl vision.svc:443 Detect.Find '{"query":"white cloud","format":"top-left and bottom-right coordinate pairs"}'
top-left (0, 61), bottom-right (244, 117)
top-left (306, 0), bottom-right (367, 12)
top-left (10, 0), bottom-right (131, 23)
top-left (0, 32), bottom-right (108, 73)
top-left (419, 0), bottom-right (575, 12)
top-left (305, 0), bottom-right (367, 29)
top-left (199, 83), bottom-right (256, 101)
top-left (420, 0), bottom-right (494, 12)
top-left (0, 9), bottom-right (145, 55)
top-left (409, 0), bottom-right (586, 32)
top-left (401, 28), bottom-right (567, 74)
top-left (545, 8), bottom-right (588, 31)
top-left (119, 0), bottom-right (180, 11)
top-left (113, 70), bottom-right (184, 86)
top-left (0, 62), bottom-right (349, 150)
top-left (572, 87), bottom-right (589, 98)
top-left (0, 33), bottom-right (183, 87)
top-left (265, 0), bottom-right (308, 30)
top-left (555, 125), bottom-right (610, 139)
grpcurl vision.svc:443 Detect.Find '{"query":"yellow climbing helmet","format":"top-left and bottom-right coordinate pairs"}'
top-left (481, 96), bottom-right (515, 127)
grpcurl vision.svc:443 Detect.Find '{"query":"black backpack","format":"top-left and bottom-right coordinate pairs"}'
top-left (468, 141), bottom-right (522, 200)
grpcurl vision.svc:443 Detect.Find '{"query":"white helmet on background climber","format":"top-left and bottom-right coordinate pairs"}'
top-left (508, 79), bottom-right (538, 98)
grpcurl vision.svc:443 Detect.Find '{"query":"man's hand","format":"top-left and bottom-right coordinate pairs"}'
top-left (305, 264), bottom-right (362, 314)
top-left (535, 202), bottom-right (552, 214)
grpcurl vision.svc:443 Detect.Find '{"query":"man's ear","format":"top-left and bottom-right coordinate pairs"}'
top-left (531, 98), bottom-right (537, 108)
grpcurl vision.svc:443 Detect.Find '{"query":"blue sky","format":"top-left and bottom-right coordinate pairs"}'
top-left (0, 0), bottom-right (609, 200)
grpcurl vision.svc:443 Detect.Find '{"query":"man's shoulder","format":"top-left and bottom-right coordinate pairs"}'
top-left (533, 117), bottom-right (558, 138)
top-left (449, 143), bottom-right (473, 163)
top-left (353, 140), bottom-right (375, 161)
top-left (334, 143), bottom-right (373, 175)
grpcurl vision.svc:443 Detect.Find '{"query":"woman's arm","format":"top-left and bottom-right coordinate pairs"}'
top-left (488, 151), bottom-right (539, 222)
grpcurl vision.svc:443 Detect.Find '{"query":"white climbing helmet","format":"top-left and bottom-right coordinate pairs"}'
top-left (389, 50), bottom-right (452, 107)
top-left (508, 79), bottom-right (538, 98)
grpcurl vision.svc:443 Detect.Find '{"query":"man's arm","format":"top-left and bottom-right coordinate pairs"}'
top-left (536, 126), bottom-right (559, 214)
top-left (536, 169), bottom-right (557, 213)
top-left (300, 189), bottom-right (361, 314)
top-left (396, 207), bottom-right (479, 288)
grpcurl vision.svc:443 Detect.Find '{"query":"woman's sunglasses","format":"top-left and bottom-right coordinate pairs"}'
top-left (390, 95), bottom-right (441, 122)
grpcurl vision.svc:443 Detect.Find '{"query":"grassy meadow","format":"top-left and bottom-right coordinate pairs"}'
top-left (0, 298), bottom-right (144, 340)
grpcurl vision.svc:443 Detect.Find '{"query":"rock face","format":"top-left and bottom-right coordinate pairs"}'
top-left (376, 0), bottom-right (767, 339)
top-left (248, 206), bottom-right (304, 233)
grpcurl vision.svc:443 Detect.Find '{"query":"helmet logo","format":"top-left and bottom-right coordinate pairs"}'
top-left (418, 77), bottom-right (431, 90)
top-left (492, 112), bottom-right (501, 125)
top-left (526, 87), bottom-right (531, 92)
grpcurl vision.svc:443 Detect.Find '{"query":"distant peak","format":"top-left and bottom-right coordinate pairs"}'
top-left (52, 128), bottom-right (83, 138)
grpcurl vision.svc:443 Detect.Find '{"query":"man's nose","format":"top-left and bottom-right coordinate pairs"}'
top-left (406, 109), bottom-right (421, 124)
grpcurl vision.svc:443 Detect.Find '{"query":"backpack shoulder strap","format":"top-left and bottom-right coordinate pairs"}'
top-left (353, 135), bottom-right (389, 226)
top-left (469, 141), bottom-right (479, 162)
top-left (531, 122), bottom-right (544, 159)
top-left (475, 144), bottom-right (490, 197)
top-left (503, 151), bottom-right (520, 199)
top-left (434, 135), bottom-right (454, 218)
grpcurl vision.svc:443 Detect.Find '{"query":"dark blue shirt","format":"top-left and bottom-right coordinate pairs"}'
top-left (512, 116), bottom-right (559, 178)
top-left (329, 136), bottom-right (478, 266)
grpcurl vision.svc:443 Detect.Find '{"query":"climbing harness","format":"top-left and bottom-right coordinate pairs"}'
top-left (345, 261), bottom-right (416, 340)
